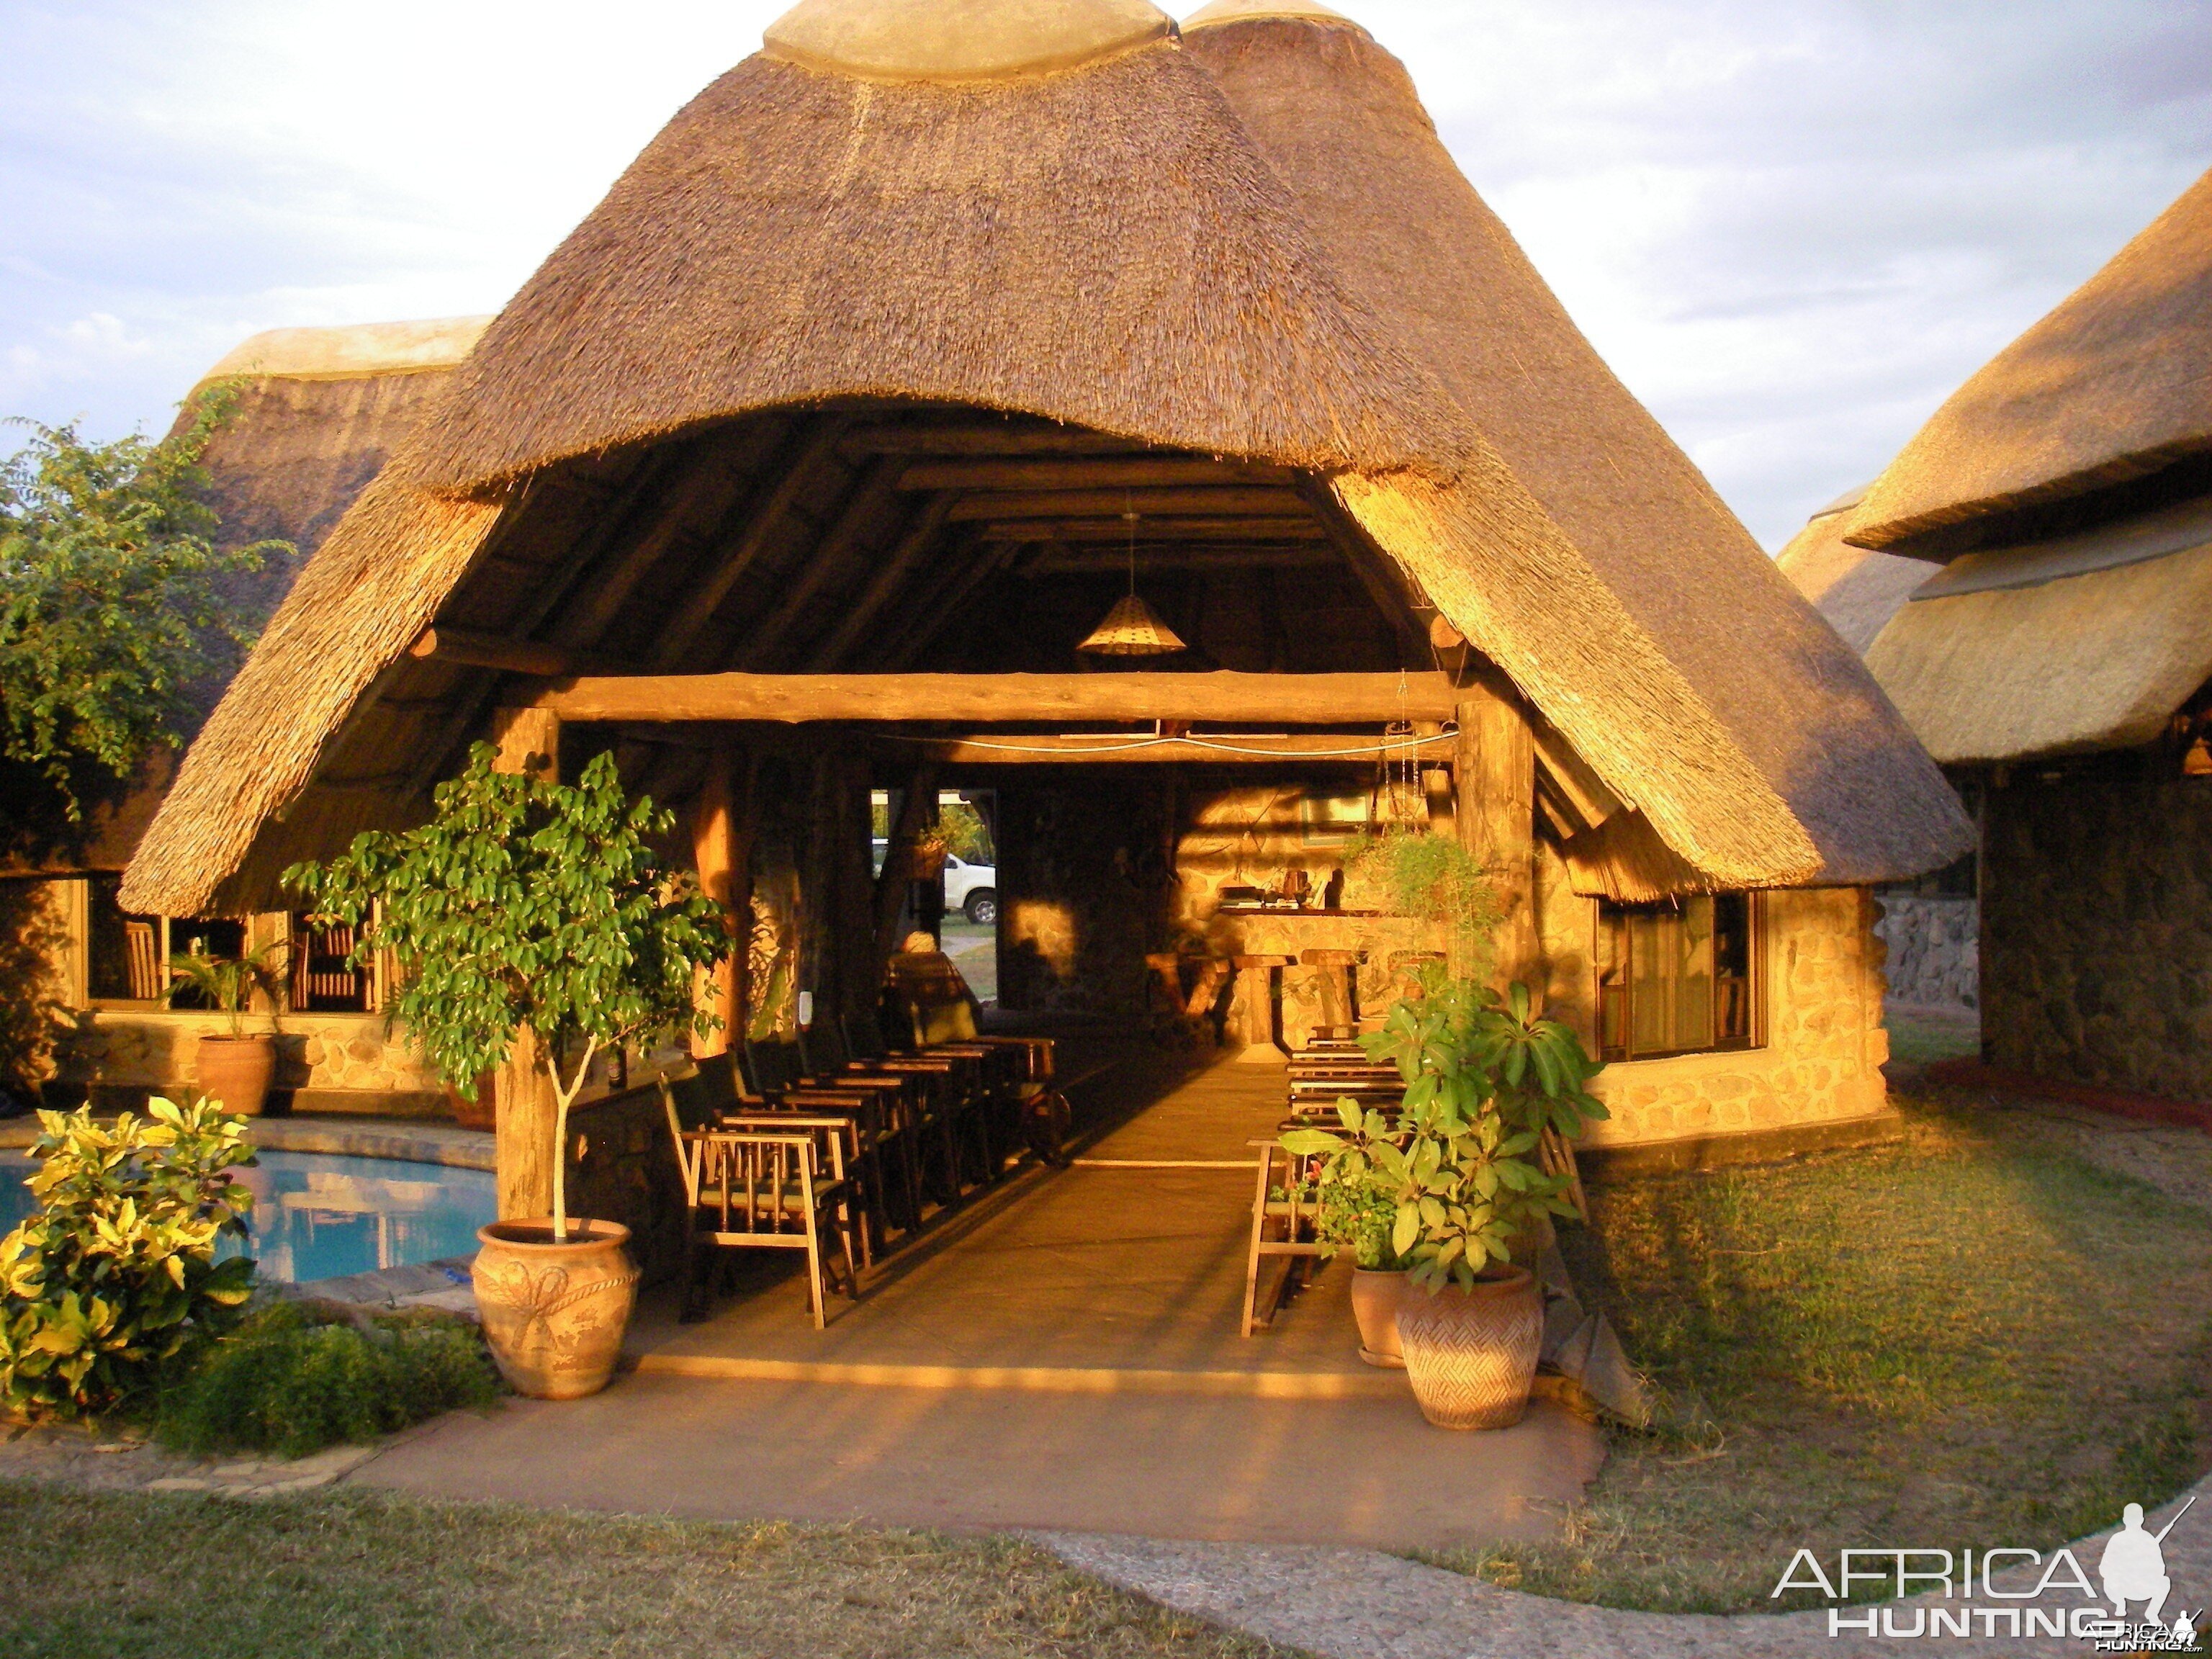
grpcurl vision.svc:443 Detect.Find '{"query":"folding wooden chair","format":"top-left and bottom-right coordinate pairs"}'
top-left (1242, 1129), bottom-right (1339, 1336)
top-left (657, 1076), bottom-right (862, 1327)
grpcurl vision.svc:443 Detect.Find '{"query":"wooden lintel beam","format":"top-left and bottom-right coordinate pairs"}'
top-left (897, 459), bottom-right (1295, 493)
top-left (945, 487), bottom-right (1304, 523)
top-left (912, 732), bottom-right (1459, 765)
top-left (842, 425), bottom-right (1161, 459)
top-left (976, 517), bottom-right (1327, 543)
top-left (531, 670), bottom-right (1460, 724)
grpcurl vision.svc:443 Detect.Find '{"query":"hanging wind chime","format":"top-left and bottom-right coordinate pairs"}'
top-left (1077, 502), bottom-right (1185, 657)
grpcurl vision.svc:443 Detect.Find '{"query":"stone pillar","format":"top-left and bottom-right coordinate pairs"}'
top-left (1454, 683), bottom-right (1538, 994)
top-left (492, 706), bottom-right (559, 1223)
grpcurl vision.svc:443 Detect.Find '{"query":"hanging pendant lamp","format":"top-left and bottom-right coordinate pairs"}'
top-left (1078, 507), bottom-right (1185, 657)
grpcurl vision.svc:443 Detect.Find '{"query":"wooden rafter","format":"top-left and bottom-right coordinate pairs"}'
top-left (650, 418), bottom-right (850, 670)
top-left (739, 456), bottom-right (904, 672)
top-left (801, 493), bottom-right (958, 670)
top-left (974, 516), bottom-right (1327, 542)
top-left (842, 423), bottom-right (1159, 459)
top-left (896, 458), bottom-right (1294, 492)
top-left (943, 487), bottom-right (1303, 523)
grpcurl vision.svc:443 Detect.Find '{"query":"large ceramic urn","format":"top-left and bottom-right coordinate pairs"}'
top-left (1394, 1265), bottom-right (1545, 1430)
top-left (471, 1219), bottom-right (640, 1399)
top-left (194, 1034), bottom-right (277, 1118)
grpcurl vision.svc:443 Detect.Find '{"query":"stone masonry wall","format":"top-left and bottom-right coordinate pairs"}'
top-left (1874, 895), bottom-right (1979, 1011)
top-left (56, 1010), bottom-right (447, 1115)
top-left (1532, 856), bottom-right (1892, 1148)
top-left (1982, 760), bottom-right (2212, 1100)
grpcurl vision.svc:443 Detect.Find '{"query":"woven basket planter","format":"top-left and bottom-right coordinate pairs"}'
top-left (1395, 1265), bottom-right (1544, 1430)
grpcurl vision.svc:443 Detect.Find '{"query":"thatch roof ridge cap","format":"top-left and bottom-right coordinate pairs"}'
top-left (194, 317), bottom-right (492, 390)
top-left (762, 0), bottom-right (1174, 84)
top-left (1182, 0), bottom-right (1364, 32)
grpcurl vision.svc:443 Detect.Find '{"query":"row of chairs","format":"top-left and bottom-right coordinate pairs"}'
top-left (657, 1004), bottom-right (1066, 1328)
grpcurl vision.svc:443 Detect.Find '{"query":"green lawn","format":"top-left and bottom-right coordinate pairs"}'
top-left (1427, 1096), bottom-right (2212, 1613)
top-left (0, 1485), bottom-right (1284, 1659)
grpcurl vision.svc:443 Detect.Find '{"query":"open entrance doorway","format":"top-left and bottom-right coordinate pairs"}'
top-left (872, 787), bottom-right (999, 1005)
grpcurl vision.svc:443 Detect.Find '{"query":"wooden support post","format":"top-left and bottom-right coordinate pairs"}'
top-left (491, 707), bottom-right (560, 1223)
top-left (691, 750), bottom-right (741, 1058)
top-left (1454, 685), bottom-right (1539, 993)
top-left (873, 762), bottom-right (938, 962)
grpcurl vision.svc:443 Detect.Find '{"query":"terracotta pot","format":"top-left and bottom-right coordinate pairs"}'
top-left (1395, 1265), bottom-right (1544, 1430)
top-left (446, 1072), bottom-right (496, 1132)
top-left (1350, 1267), bottom-right (1408, 1368)
top-left (194, 1034), bottom-right (276, 1118)
top-left (472, 1218), bottom-right (639, 1400)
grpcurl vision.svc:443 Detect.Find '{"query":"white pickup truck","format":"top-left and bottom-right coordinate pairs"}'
top-left (871, 841), bottom-right (998, 925)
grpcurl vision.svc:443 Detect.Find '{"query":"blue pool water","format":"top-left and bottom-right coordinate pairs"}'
top-left (0, 1149), bottom-right (496, 1287)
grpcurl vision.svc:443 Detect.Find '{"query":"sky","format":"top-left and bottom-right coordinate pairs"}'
top-left (1, 0), bottom-right (2207, 550)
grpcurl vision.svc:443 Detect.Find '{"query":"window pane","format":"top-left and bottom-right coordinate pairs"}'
top-left (1628, 898), bottom-right (1715, 1056)
top-left (86, 876), bottom-right (163, 1002)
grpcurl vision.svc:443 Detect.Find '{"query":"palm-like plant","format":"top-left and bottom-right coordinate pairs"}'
top-left (163, 944), bottom-right (287, 1039)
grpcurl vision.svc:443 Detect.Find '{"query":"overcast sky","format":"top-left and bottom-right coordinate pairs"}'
top-left (2, 0), bottom-right (2206, 549)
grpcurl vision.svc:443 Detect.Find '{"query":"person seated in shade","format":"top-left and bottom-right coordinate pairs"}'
top-left (2100, 1503), bottom-right (2173, 1624)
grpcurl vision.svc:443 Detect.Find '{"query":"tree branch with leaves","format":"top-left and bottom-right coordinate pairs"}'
top-left (287, 745), bottom-right (732, 1241)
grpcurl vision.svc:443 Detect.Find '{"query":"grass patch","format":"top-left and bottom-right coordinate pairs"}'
top-left (1423, 1098), bottom-right (2212, 1613)
top-left (0, 1484), bottom-right (1288, 1659)
top-left (1884, 1008), bottom-right (1980, 1066)
top-left (157, 1301), bottom-right (502, 1459)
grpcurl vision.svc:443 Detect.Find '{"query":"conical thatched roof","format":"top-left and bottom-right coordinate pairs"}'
top-left (1776, 485), bottom-right (1933, 656)
top-left (1846, 165), bottom-right (2212, 554)
top-left (120, 1), bottom-right (1968, 918)
top-left (1183, 8), bottom-right (1967, 885)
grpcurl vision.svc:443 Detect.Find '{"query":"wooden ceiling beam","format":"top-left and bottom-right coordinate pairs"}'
top-left (1025, 544), bottom-right (1337, 573)
top-left (650, 418), bottom-right (850, 670)
top-left (529, 670), bottom-right (1460, 724)
top-left (842, 424), bottom-right (1161, 460)
top-left (407, 626), bottom-right (634, 678)
top-left (975, 516), bottom-right (1328, 543)
top-left (803, 493), bottom-right (958, 670)
top-left (878, 530), bottom-right (1013, 671)
top-left (896, 458), bottom-right (1295, 493)
top-left (554, 420), bottom-right (791, 651)
top-left (945, 487), bottom-right (1305, 523)
top-left (737, 455), bottom-right (905, 672)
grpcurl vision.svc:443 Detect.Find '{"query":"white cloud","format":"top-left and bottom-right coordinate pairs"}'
top-left (1, 0), bottom-right (2206, 545)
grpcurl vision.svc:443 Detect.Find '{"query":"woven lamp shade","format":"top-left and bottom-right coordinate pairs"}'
top-left (1078, 593), bottom-right (1186, 656)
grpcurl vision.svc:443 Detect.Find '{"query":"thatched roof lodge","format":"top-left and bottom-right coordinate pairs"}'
top-left (105, 0), bottom-right (1964, 1182)
top-left (1784, 163), bottom-right (2212, 1102)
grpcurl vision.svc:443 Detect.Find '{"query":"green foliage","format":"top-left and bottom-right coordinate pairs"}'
top-left (158, 1300), bottom-right (501, 1458)
top-left (163, 942), bottom-right (287, 1039)
top-left (287, 744), bottom-right (731, 1235)
top-left (1344, 829), bottom-right (1502, 971)
top-left (1282, 972), bottom-right (1607, 1290)
top-left (0, 387), bottom-right (287, 820)
top-left (939, 800), bottom-right (993, 865)
top-left (0, 1097), bottom-right (256, 1417)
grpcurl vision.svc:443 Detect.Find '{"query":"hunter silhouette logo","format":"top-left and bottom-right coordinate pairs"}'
top-left (1775, 1495), bottom-right (2203, 1647)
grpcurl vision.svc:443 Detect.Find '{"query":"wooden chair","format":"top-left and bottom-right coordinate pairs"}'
top-left (844, 1007), bottom-right (1003, 1198)
top-left (657, 1074), bottom-right (863, 1328)
top-left (124, 920), bottom-right (162, 1002)
top-left (742, 1040), bottom-right (899, 1258)
top-left (1242, 1128), bottom-right (1339, 1336)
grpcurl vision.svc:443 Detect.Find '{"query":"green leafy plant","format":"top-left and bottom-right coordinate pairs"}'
top-left (287, 744), bottom-right (731, 1240)
top-left (162, 942), bottom-right (288, 1038)
top-left (1283, 973), bottom-right (1608, 1290)
top-left (158, 1299), bottom-right (501, 1457)
top-left (1345, 829), bottom-right (1503, 971)
top-left (0, 387), bottom-right (287, 822)
top-left (0, 1097), bottom-right (256, 1417)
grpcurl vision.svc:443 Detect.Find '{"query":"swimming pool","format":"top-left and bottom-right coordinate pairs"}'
top-left (0, 1148), bottom-right (497, 1287)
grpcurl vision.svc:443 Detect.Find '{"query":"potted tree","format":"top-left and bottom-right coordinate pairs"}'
top-left (1285, 1101), bottom-right (1415, 1367)
top-left (1285, 974), bottom-right (1606, 1428)
top-left (164, 944), bottom-right (288, 1117)
top-left (287, 743), bottom-right (728, 1400)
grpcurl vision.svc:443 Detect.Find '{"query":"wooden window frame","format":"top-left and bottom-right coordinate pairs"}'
top-left (1595, 891), bottom-right (1764, 1064)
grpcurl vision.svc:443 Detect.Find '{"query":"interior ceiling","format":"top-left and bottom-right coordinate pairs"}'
top-left (364, 403), bottom-right (1449, 810)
